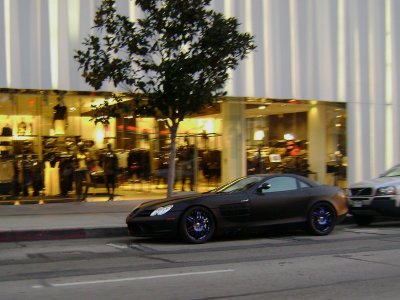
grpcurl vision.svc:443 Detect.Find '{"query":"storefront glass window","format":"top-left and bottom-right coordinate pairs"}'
top-left (245, 100), bottom-right (347, 187)
top-left (0, 91), bottom-right (348, 199)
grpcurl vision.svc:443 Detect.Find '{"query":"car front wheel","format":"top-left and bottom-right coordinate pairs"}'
top-left (180, 206), bottom-right (215, 244)
top-left (307, 203), bottom-right (336, 236)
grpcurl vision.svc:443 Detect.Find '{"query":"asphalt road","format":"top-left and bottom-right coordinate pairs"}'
top-left (1, 222), bottom-right (400, 300)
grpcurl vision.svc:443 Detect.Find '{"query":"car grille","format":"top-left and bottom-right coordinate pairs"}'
top-left (128, 223), bottom-right (152, 234)
top-left (350, 187), bottom-right (373, 196)
top-left (128, 222), bottom-right (173, 235)
top-left (350, 197), bottom-right (369, 201)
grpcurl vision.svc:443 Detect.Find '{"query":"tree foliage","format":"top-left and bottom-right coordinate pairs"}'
top-left (75, 0), bottom-right (256, 197)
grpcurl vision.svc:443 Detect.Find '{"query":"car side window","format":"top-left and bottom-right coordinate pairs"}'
top-left (262, 176), bottom-right (298, 193)
top-left (299, 180), bottom-right (311, 189)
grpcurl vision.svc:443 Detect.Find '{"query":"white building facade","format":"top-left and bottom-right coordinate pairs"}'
top-left (1, 0), bottom-right (400, 186)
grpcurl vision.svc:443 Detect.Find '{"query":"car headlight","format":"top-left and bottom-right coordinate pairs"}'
top-left (150, 205), bottom-right (174, 216)
top-left (376, 186), bottom-right (397, 195)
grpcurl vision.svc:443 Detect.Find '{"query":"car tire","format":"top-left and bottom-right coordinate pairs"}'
top-left (307, 202), bottom-right (336, 236)
top-left (180, 206), bottom-right (215, 244)
top-left (353, 215), bottom-right (374, 226)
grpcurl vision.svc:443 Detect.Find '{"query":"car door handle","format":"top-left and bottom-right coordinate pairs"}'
top-left (240, 199), bottom-right (249, 203)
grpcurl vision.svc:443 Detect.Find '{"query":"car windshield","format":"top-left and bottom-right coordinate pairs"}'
top-left (212, 176), bottom-right (264, 193)
top-left (381, 165), bottom-right (400, 177)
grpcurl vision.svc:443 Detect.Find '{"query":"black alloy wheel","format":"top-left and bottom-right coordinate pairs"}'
top-left (307, 203), bottom-right (336, 236)
top-left (180, 206), bottom-right (215, 244)
top-left (353, 214), bottom-right (374, 226)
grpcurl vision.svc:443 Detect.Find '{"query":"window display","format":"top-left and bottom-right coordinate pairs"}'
top-left (0, 91), bottom-right (347, 200)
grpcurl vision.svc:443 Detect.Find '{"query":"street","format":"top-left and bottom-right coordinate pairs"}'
top-left (1, 222), bottom-right (400, 300)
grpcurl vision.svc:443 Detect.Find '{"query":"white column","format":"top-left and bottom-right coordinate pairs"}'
top-left (308, 103), bottom-right (327, 184)
top-left (221, 100), bottom-right (246, 183)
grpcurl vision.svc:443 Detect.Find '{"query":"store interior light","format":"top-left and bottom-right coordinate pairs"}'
top-left (284, 133), bottom-right (294, 140)
top-left (95, 123), bottom-right (105, 146)
top-left (254, 130), bottom-right (265, 141)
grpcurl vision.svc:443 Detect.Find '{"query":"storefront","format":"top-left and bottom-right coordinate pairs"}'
top-left (0, 89), bottom-right (224, 198)
top-left (0, 88), bottom-right (347, 199)
top-left (1, 0), bottom-right (399, 199)
top-left (244, 99), bottom-right (347, 187)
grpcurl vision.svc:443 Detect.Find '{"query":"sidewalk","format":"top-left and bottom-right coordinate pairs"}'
top-left (0, 187), bottom-right (168, 243)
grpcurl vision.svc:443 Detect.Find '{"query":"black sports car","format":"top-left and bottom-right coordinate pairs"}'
top-left (126, 174), bottom-right (348, 243)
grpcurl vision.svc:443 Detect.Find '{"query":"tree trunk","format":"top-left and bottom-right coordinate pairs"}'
top-left (166, 122), bottom-right (179, 198)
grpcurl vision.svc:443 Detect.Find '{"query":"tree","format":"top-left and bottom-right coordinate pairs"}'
top-left (74, 0), bottom-right (256, 198)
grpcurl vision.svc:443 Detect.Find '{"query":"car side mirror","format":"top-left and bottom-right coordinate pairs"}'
top-left (257, 183), bottom-right (271, 194)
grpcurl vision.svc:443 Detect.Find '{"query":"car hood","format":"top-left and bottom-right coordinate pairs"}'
top-left (350, 176), bottom-right (400, 188)
top-left (136, 192), bottom-right (208, 209)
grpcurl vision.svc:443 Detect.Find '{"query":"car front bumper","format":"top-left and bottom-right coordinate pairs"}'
top-left (348, 196), bottom-right (400, 216)
top-left (126, 212), bottom-right (181, 237)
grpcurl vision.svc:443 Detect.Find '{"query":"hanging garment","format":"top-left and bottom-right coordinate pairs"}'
top-left (103, 151), bottom-right (119, 175)
top-left (44, 161), bottom-right (60, 196)
top-left (116, 151), bottom-right (128, 168)
top-left (0, 160), bottom-right (14, 182)
top-left (54, 120), bottom-right (65, 135)
top-left (76, 153), bottom-right (88, 170)
top-left (53, 104), bottom-right (67, 120)
top-left (31, 160), bottom-right (43, 196)
top-left (1, 126), bottom-right (12, 136)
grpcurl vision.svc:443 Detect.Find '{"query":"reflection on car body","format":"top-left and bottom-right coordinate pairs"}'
top-left (126, 174), bottom-right (348, 244)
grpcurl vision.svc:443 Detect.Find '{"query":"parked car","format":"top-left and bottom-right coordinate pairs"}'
top-left (126, 174), bottom-right (348, 243)
top-left (348, 164), bottom-right (400, 225)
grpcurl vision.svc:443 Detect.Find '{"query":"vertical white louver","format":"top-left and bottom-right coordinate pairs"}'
top-left (0, 0), bottom-right (399, 184)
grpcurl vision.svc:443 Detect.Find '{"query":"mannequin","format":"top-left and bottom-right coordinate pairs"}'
top-left (102, 143), bottom-right (119, 201)
top-left (17, 119), bottom-right (27, 135)
top-left (53, 95), bottom-right (68, 135)
top-left (74, 143), bottom-right (90, 201)
top-left (44, 153), bottom-right (60, 196)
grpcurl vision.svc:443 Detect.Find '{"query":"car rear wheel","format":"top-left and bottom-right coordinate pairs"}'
top-left (307, 203), bottom-right (336, 236)
top-left (353, 215), bottom-right (374, 226)
top-left (180, 206), bottom-right (215, 244)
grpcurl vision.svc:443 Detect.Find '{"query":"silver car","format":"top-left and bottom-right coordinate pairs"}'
top-left (348, 164), bottom-right (400, 225)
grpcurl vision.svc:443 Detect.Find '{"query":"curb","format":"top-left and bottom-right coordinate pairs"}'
top-left (0, 216), bottom-right (356, 243)
top-left (0, 227), bottom-right (128, 243)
